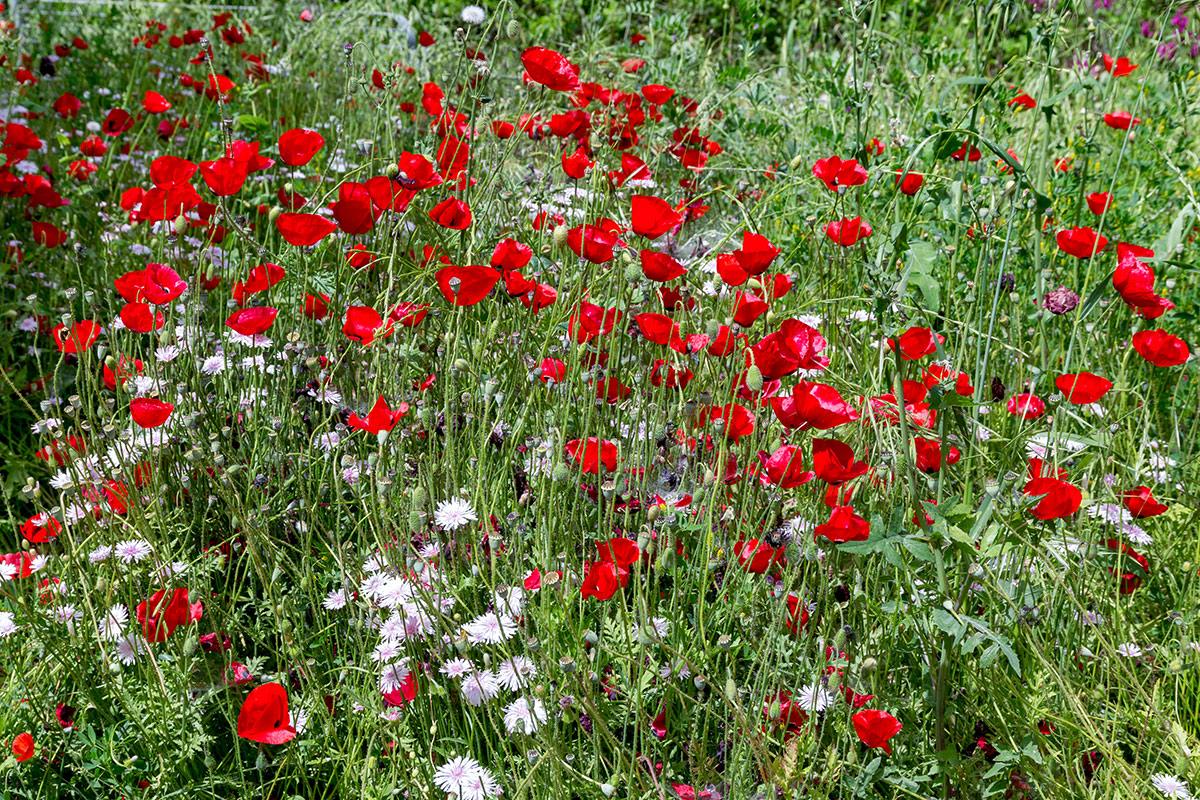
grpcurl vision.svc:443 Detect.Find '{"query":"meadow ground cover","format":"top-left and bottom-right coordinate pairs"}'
top-left (0, 0), bottom-right (1199, 797)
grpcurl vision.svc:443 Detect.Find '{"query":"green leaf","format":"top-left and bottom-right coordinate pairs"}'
top-left (236, 114), bottom-right (272, 136)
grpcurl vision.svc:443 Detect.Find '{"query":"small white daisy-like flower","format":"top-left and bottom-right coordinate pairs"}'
top-left (29, 555), bottom-right (48, 574)
top-left (1151, 774), bottom-right (1192, 799)
top-left (464, 611), bottom-right (517, 645)
top-left (0, 563), bottom-right (17, 581)
top-left (434, 756), bottom-right (483, 798)
top-left (316, 432), bottom-right (341, 452)
top-left (1116, 642), bottom-right (1144, 658)
top-left (113, 539), bottom-right (153, 564)
top-left (115, 634), bottom-right (146, 665)
top-left (155, 345), bottom-right (181, 362)
top-left (434, 497), bottom-right (477, 531)
top-left (52, 604), bottom-right (82, 627)
top-left (460, 669), bottom-right (500, 706)
top-left (796, 683), bottom-right (836, 713)
top-left (496, 656), bottom-right (537, 691)
top-left (418, 541), bottom-right (442, 559)
top-left (323, 589), bottom-right (348, 610)
top-left (88, 545), bottom-right (113, 563)
top-left (440, 657), bottom-right (475, 679)
top-left (0, 611), bottom-right (19, 638)
top-left (379, 660), bottom-right (411, 694)
top-left (503, 696), bottom-right (547, 734)
top-left (359, 572), bottom-right (386, 600)
top-left (99, 604), bottom-right (129, 641)
top-left (372, 641), bottom-right (402, 663)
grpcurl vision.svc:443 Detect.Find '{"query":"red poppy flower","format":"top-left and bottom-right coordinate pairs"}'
top-left (276, 212), bottom-right (337, 246)
top-left (853, 709), bottom-right (902, 754)
top-left (101, 108), bottom-right (133, 136)
top-left (825, 217), bottom-right (873, 246)
top-left (814, 505), bottom-right (871, 543)
top-left (142, 91), bottom-right (172, 114)
top-left (561, 145), bottom-right (594, 179)
top-left (32, 221), bottom-right (67, 248)
top-left (812, 156), bottom-right (868, 191)
top-left (1057, 226), bottom-right (1108, 259)
top-left (348, 396), bottom-right (409, 435)
top-left (119, 302), bottom-right (163, 333)
top-left (581, 561), bottom-right (619, 600)
top-left (429, 197), bottom-right (473, 229)
top-left (748, 319), bottom-right (829, 380)
top-left (53, 320), bottom-right (102, 353)
top-left (540, 358), bottom-right (567, 383)
top-left (733, 231), bottom-right (779, 275)
top-left (521, 47), bottom-right (582, 92)
top-left (383, 670), bottom-right (418, 708)
top-left (1102, 55), bottom-right (1138, 77)
top-left (811, 438), bottom-right (868, 484)
top-left (913, 436), bottom-right (960, 473)
top-left (130, 398), bottom-right (174, 429)
top-left (12, 733), bottom-right (33, 762)
top-left (1113, 253), bottom-right (1157, 307)
top-left (734, 539), bottom-right (785, 574)
top-left (754, 445), bottom-right (815, 489)
top-left (435, 264), bottom-right (500, 306)
top-left (136, 588), bottom-right (202, 642)
top-left (1007, 393), bottom-right (1045, 420)
top-left (343, 306), bottom-right (392, 345)
top-left (888, 327), bottom-right (944, 360)
top-left (630, 195), bottom-right (683, 239)
top-left (1023, 477), bottom-right (1082, 520)
top-left (772, 381), bottom-right (859, 430)
top-left (707, 403), bottom-right (755, 441)
top-left (1055, 372), bottom-right (1112, 404)
top-left (566, 437), bottom-right (618, 474)
top-left (1086, 192), bottom-right (1112, 215)
top-left (1103, 111), bottom-right (1140, 130)
top-left (199, 156), bottom-right (248, 196)
top-left (489, 238), bottom-right (533, 273)
top-left (567, 222), bottom-right (621, 264)
top-left (639, 249), bottom-right (687, 282)
top-left (304, 293), bottom-right (330, 319)
top-left (53, 92), bottom-right (82, 118)
top-left (388, 302), bottom-right (429, 328)
top-left (950, 140), bottom-right (981, 161)
top-left (225, 307), bottom-right (278, 336)
top-left (142, 262), bottom-right (188, 304)
top-left (594, 376), bottom-right (632, 404)
top-left (278, 128), bottom-right (325, 166)
top-left (1132, 329), bottom-right (1189, 367)
top-left (1121, 486), bottom-right (1168, 518)
top-left (922, 365), bottom-right (974, 396)
top-left (1008, 92), bottom-right (1037, 109)
top-left (1102, 538), bottom-right (1149, 594)
top-left (895, 170), bottom-right (924, 195)
top-left (21, 513), bottom-right (61, 543)
top-left (236, 682), bottom-right (297, 744)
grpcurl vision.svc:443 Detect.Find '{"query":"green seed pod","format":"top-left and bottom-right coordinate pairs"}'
top-left (268, 206), bottom-right (283, 223)
top-left (506, 19), bottom-right (523, 39)
top-left (408, 511), bottom-right (423, 533)
top-left (552, 224), bottom-right (569, 250)
top-left (551, 463), bottom-right (571, 482)
top-left (745, 365), bottom-right (763, 393)
top-left (384, 163), bottom-right (400, 179)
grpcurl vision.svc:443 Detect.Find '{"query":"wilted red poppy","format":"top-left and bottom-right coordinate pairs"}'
top-left (566, 437), bottom-right (618, 474)
top-left (814, 505), bottom-right (870, 543)
top-left (436, 264), bottom-right (500, 306)
top-left (278, 128), bottom-right (325, 166)
top-left (348, 396), bottom-right (408, 434)
top-left (1007, 393), bottom-right (1045, 420)
top-left (388, 302), bottom-right (429, 328)
top-left (12, 733), bottom-right (33, 762)
top-left (1132, 329), bottom-right (1189, 367)
top-left (343, 306), bottom-right (392, 345)
top-left (137, 588), bottom-right (202, 642)
top-left (853, 709), bottom-right (902, 754)
top-left (130, 398), bottom-right (174, 429)
top-left (226, 307), bottom-right (278, 336)
top-left (631, 195), bottom-right (683, 239)
top-left (1023, 477), bottom-right (1081, 520)
top-left (53, 320), bottom-right (102, 353)
top-left (1056, 372), bottom-right (1112, 404)
top-left (825, 217), bottom-right (872, 246)
top-left (1056, 227), bottom-right (1107, 259)
top-left (236, 682), bottom-right (297, 744)
top-left (734, 539), bottom-right (784, 574)
top-left (812, 156), bottom-right (868, 191)
top-left (1121, 485), bottom-right (1168, 518)
top-left (888, 327), bottom-right (944, 360)
top-left (276, 212), bottom-right (337, 246)
top-left (521, 47), bottom-right (582, 92)
top-left (429, 197), bottom-right (473, 229)
top-left (754, 445), bottom-right (815, 489)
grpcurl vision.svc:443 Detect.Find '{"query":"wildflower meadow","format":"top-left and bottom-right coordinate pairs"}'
top-left (1, 0), bottom-right (1199, 797)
